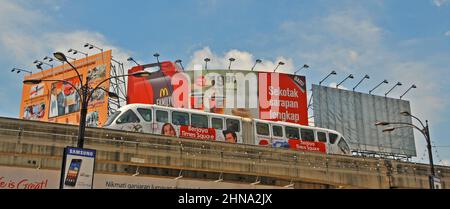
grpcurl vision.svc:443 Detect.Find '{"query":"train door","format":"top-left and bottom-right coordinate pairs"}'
top-left (225, 118), bottom-right (242, 143)
top-left (113, 109), bottom-right (142, 132)
top-left (254, 121), bottom-right (271, 146)
top-left (154, 108), bottom-right (173, 137)
top-left (135, 107), bottom-right (154, 134)
top-left (271, 124), bottom-right (288, 148)
top-left (211, 116), bottom-right (225, 142)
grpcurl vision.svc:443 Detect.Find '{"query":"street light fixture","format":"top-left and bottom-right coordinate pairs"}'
top-left (175, 59), bottom-right (184, 71)
top-left (294, 64), bottom-right (309, 75)
top-left (375, 111), bottom-right (436, 189)
top-left (336, 74), bottom-right (354, 88)
top-left (251, 59), bottom-right (262, 71)
top-left (11, 68), bottom-right (32, 75)
top-left (84, 43), bottom-right (103, 53)
top-left (353, 74), bottom-right (370, 91)
top-left (204, 58), bottom-right (210, 70)
top-left (385, 82), bottom-right (402, 97)
top-left (228, 57), bottom-right (235, 70)
top-left (153, 53), bottom-right (160, 64)
top-left (127, 57), bottom-right (140, 66)
top-left (68, 48), bottom-right (88, 58)
top-left (400, 84), bottom-right (417, 99)
top-left (369, 79), bottom-right (388, 95)
top-left (319, 70), bottom-right (337, 86)
top-left (25, 52), bottom-right (154, 149)
top-left (273, 61), bottom-right (285, 72)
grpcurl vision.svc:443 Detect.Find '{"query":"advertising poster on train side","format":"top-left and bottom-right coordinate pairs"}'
top-left (19, 50), bottom-right (112, 127)
top-left (127, 63), bottom-right (308, 126)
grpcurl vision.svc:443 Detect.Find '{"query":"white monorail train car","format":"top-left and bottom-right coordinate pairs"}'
top-left (103, 104), bottom-right (351, 155)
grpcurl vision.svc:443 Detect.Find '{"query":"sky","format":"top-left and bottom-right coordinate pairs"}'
top-left (0, 0), bottom-right (449, 165)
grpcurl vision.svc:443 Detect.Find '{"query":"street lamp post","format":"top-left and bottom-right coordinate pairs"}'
top-left (375, 111), bottom-right (436, 189)
top-left (251, 59), bottom-right (262, 71)
top-left (24, 52), bottom-right (152, 148)
top-left (294, 64), bottom-right (309, 75)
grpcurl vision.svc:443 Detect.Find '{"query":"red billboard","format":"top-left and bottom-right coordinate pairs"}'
top-left (127, 62), bottom-right (308, 126)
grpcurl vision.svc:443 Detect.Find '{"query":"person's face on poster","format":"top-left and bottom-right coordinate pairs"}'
top-left (162, 123), bottom-right (176, 136)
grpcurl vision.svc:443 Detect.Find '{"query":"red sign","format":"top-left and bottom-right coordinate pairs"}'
top-left (259, 73), bottom-right (308, 125)
top-left (288, 139), bottom-right (326, 153)
top-left (179, 125), bottom-right (216, 141)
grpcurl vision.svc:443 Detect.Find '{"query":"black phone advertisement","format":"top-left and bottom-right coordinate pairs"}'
top-left (60, 147), bottom-right (96, 189)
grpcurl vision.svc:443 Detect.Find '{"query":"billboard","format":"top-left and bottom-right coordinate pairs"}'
top-left (312, 84), bottom-right (416, 157)
top-left (19, 50), bottom-right (112, 127)
top-left (0, 166), bottom-right (288, 189)
top-left (127, 62), bottom-right (308, 125)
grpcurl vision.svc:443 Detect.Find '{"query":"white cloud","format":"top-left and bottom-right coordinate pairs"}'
top-left (433, 0), bottom-right (449, 7)
top-left (186, 47), bottom-right (295, 73)
top-left (445, 30), bottom-right (450, 36)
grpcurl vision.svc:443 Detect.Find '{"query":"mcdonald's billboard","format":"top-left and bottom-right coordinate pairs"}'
top-left (127, 62), bottom-right (308, 126)
top-left (19, 50), bottom-right (112, 127)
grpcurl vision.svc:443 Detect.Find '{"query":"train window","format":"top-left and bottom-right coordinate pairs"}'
top-left (226, 119), bottom-right (240, 132)
top-left (211, 118), bottom-right (223, 130)
top-left (256, 123), bottom-right (270, 136)
top-left (137, 108), bottom-right (152, 122)
top-left (285, 126), bottom-right (300, 139)
top-left (329, 133), bottom-right (338, 144)
top-left (272, 125), bottom-right (283, 137)
top-left (104, 111), bottom-right (121, 126)
top-left (317, 132), bottom-right (327, 142)
top-left (191, 114), bottom-right (208, 128)
top-left (156, 110), bottom-right (168, 123)
top-left (172, 111), bottom-right (189, 126)
top-left (301, 129), bottom-right (315, 141)
top-left (116, 110), bottom-right (140, 124)
top-left (338, 138), bottom-right (350, 154)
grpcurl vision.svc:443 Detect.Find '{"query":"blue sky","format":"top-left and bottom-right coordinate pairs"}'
top-left (1, 0), bottom-right (449, 165)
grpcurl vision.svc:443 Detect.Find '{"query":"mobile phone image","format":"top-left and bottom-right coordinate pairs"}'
top-left (64, 159), bottom-right (82, 187)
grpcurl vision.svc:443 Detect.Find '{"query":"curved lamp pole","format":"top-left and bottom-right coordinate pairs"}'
top-left (385, 82), bottom-right (402, 97)
top-left (375, 111), bottom-right (435, 189)
top-left (251, 59), bottom-right (262, 71)
top-left (400, 84), bottom-right (417, 99)
top-left (369, 79), bottom-right (388, 95)
top-left (319, 70), bottom-right (337, 86)
top-left (175, 59), bottom-right (184, 71)
top-left (228, 57), bottom-right (235, 70)
top-left (273, 61), bottom-right (285, 72)
top-left (353, 74), bottom-right (370, 91)
top-left (24, 52), bottom-right (153, 149)
top-left (294, 64), bottom-right (309, 75)
top-left (336, 74), bottom-right (354, 88)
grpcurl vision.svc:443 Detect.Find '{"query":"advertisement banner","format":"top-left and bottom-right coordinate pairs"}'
top-left (287, 140), bottom-right (326, 153)
top-left (127, 65), bottom-right (308, 126)
top-left (19, 50), bottom-right (112, 127)
top-left (0, 166), bottom-right (288, 189)
top-left (61, 147), bottom-right (96, 189)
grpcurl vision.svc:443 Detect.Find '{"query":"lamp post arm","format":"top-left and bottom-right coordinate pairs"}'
top-left (386, 122), bottom-right (428, 140)
top-left (65, 61), bottom-right (83, 87)
top-left (408, 114), bottom-right (426, 130)
top-left (87, 74), bottom-right (133, 102)
top-left (39, 79), bottom-right (83, 99)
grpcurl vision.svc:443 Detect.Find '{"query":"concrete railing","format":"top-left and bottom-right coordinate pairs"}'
top-left (0, 117), bottom-right (448, 188)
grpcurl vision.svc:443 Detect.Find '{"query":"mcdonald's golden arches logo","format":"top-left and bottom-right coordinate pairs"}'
top-left (159, 87), bottom-right (169, 97)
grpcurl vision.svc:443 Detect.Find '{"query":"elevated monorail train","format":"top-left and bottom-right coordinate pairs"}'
top-left (103, 104), bottom-right (351, 155)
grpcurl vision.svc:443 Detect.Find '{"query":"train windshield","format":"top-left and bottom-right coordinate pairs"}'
top-left (104, 111), bottom-right (121, 127)
top-left (338, 138), bottom-right (350, 154)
